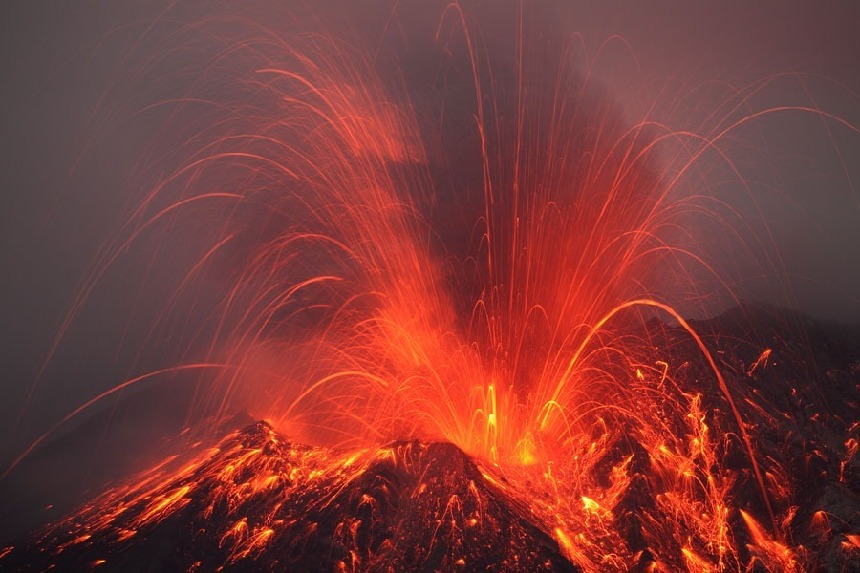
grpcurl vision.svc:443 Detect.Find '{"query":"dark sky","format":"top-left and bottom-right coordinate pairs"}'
top-left (1, 0), bottom-right (859, 466)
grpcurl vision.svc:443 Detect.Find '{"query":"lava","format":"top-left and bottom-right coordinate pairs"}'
top-left (5, 422), bottom-right (576, 571)
top-left (2, 2), bottom-right (859, 572)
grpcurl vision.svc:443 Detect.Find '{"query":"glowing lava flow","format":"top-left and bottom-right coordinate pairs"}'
top-left (4, 3), bottom-right (859, 572)
top-left (5, 422), bottom-right (578, 571)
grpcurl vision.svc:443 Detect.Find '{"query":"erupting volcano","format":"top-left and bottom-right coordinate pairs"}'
top-left (1, 1), bottom-right (858, 572)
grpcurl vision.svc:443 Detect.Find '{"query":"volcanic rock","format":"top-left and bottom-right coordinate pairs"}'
top-left (1, 422), bottom-right (577, 572)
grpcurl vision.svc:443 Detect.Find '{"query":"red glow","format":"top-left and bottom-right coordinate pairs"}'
top-left (4, 4), bottom-right (858, 572)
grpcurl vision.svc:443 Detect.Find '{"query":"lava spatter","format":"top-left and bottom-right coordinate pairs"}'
top-left (3, 2), bottom-right (858, 572)
top-left (4, 422), bottom-right (576, 572)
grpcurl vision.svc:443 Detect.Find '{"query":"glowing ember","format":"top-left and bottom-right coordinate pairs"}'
top-left (6, 423), bottom-right (576, 571)
top-left (2, 3), bottom-right (858, 572)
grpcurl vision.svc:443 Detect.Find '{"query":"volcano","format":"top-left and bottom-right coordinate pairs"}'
top-left (2, 3), bottom-right (859, 571)
top-left (2, 422), bottom-right (575, 572)
top-left (2, 307), bottom-right (858, 572)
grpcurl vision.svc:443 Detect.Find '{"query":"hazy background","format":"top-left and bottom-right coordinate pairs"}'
top-left (1, 0), bottom-right (858, 539)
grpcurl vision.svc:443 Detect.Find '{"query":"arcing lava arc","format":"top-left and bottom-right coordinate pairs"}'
top-left (1, 2), bottom-right (858, 572)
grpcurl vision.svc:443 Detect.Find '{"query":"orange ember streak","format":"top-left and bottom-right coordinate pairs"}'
top-left (2, 363), bottom-right (230, 479)
top-left (542, 298), bottom-right (777, 533)
top-left (740, 510), bottom-right (798, 570)
top-left (746, 348), bottom-right (772, 376)
top-left (138, 485), bottom-right (192, 524)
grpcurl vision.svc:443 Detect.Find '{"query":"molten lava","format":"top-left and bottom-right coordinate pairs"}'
top-left (2, 2), bottom-right (858, 572)
top-left (5, 422), bottom-right (577, 571)
top-left (5, 310), bottom-right (857, 572)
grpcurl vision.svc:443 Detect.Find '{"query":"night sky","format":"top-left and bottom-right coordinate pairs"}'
top-left (1, 0), bottom-right (858, 527)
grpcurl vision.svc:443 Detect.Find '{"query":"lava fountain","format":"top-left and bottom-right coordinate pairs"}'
top-left (2, 2), bottom-right (858, 572)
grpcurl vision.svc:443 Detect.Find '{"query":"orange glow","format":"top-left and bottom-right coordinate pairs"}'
top-left (5, 4), bottom-right (857, 572)
top-left (740, 510), bottom-right (801, 572)
top-left (746, 348), bottom-right (772, 376)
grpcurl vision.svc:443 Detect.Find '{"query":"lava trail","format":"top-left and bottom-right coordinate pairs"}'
top-left (2, 2), bottom-right (859, 572)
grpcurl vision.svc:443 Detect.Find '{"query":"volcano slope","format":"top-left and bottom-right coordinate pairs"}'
top-left (1, 305), bottom-right (858, 572)
top-left (1, 421), bottom-right (577, 572)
